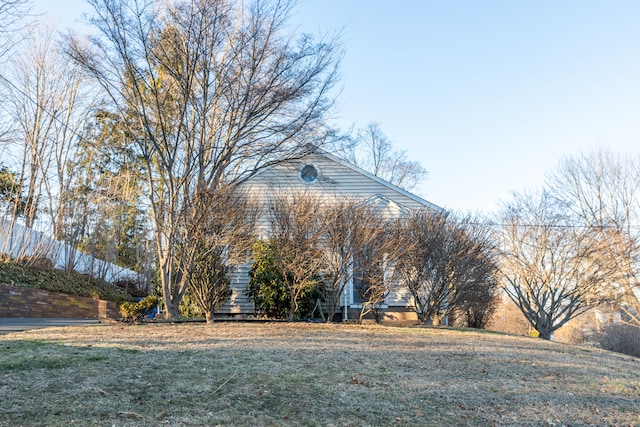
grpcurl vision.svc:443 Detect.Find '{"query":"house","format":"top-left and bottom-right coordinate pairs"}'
top-left (219, 148), bottom-right (443, 321)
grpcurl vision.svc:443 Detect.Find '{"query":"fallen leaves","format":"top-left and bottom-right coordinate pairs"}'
top-left (117, 411), bottom-right (142, 419)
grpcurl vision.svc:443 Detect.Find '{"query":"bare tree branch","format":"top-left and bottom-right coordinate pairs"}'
top-left (497, 190), bottom-right (616, 339)
top-left (188, 184), bottom-right (258, 323)
top-left (396, 210), bottom-right (498, 326)
top-left (343, 122), bottom-right (428, 191)
top-left (67, 0), bottom-right (341, 317)
top-left (546, 148), bottom-right (640, 327)
top-left (0, 0), bottom-right (30, 62)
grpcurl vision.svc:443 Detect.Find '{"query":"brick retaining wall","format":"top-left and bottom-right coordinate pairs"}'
top-left (0, 285), bottom-right (119, 319)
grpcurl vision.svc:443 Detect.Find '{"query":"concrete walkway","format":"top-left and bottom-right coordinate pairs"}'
top-left (0, 318), bottom-right (100, 334)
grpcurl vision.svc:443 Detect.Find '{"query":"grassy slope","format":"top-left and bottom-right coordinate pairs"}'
top-left (1, 323), bottom-right (638, 426)
top-left (0, 260), bottom-right (133, 302)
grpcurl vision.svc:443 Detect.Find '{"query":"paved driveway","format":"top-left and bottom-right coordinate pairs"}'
top-left (0, 318), bottom-right (100, 334)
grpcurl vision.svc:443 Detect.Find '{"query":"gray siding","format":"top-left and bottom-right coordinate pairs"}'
top-left (244, 153), bottom-right (435, 212)
top-left (222, 151), bottom-right (440, 315)
top-left (218, 262), bottom-right (255, 314)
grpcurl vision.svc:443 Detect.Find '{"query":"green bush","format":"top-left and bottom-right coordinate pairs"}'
top-left (247, 240), bottom-right (324, 319)
top-left (247, 240), bottom-right (290, 318)
top-left (119, 295), bottom-right (159, 322)
top-left (0, 260), bottom-right (133, 302)
top-left (178, 291), bottom-right (205, 319)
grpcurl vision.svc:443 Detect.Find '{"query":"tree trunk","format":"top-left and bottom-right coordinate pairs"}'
top-left (536, 320), bottom-right (554, 339)
top-left (163, 297), bottom-right (177, 319)
top-left (537, 328), bottom-right (552, 340)
top-left (288, 291), bottom-right (296, 321)
top-left (325, 294), bottom-right (337, 323)
top-left (431, 313), bottom-right (441, 326)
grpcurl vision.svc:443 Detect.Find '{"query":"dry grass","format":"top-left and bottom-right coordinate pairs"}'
top-left (1, 322), bottom-right (638, 426)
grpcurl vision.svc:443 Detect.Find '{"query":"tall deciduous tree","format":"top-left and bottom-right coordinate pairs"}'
top-left (546, 148), bottom-right (640, 327)
top-left (3, 23), bottom-right (95, 235)
top-left (68, 0), bottom-right (341, 318)
top-left (345, 122), bottom-right (428, 191)
top-left (498, 190), bottom-right (615, 340)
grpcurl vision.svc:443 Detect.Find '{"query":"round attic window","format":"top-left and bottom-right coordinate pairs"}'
top-left (300, 164), bottom-right (318, 183)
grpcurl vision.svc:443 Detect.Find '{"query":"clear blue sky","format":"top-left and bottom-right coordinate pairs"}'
top-left (32, 0), bottom-right (640, 213)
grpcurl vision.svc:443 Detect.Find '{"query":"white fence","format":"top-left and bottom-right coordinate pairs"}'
top-left (0, 218), bottom-right (141, 284)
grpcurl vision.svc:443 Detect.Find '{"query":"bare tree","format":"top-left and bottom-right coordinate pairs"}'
top-left (188, 184), bottom-right (258, 323)
top-left (349, 214), bottom-right (401, 324)
top-left (546, 148), bottom-right (640, 327)
top-left (321, 198), bottom-right (391, 322)
top-left (68, 0), bottom-right (341, 318)
top-left (345, 122), bottom-right (428, 191)
top-left (320, 199), bottom-right (358, 322)
top-left (3, 23), bottom-right (95, 237)
top-left (455, 270), bottom-right (499, 329)
top-left (0, 0), bottom-right (29, 61)
top-left (395, 210), bottom-right (498, 326)
top-left (268, 191), bottom-right (326, 321)
top-left (498, 190), bottom-right (615, 340)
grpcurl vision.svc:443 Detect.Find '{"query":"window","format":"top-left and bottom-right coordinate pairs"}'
top-left (351, 251), bottom-right (385, 305)
top-left (299, 164), bottom-right (318, 183)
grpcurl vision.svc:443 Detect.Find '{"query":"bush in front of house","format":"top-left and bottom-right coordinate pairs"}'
top-left (246, 240), bottom-right (323, 320)
top-left (598, 323), bottom-right (640, 357)
top-left (119, 295), bottom-right (159, 322)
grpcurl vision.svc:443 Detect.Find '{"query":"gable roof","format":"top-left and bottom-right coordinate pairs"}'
top-left (242, 146), bottom-right (443, 213)
top-left (359, 194), bottom-right (412, 218)
top-left (315, 148), bottom-right (443, 212)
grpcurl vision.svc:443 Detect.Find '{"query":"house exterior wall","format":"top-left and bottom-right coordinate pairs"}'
top-left (217, 151), bottom-right (441, 317)
top-left (245, 152), bottom-right (437, 212)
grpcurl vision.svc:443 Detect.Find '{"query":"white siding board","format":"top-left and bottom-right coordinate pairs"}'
top-left (387, 286), bottom-right (415, 307)
top-left (223, 151), bottom-right (441, 316)
top-left (219, 263), bottom-right (255, 314)
top-left (242, 154), bottom-right (438, 213)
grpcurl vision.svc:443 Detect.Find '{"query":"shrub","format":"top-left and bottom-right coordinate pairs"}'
top-left (113, 278), bottom-right (150, 298)
top-left (247, 240), bottom-right (324, 319)
top-left (119, 295), bottom-right (159, 322)
top-left (0, 260), bottom-right (133, 302)
top-left (178, 291), bottom-right (205, 318)
top-left (16, 256), bottom-right (54, 271)
top-left (598, 323), bottom-right (640, 357)
top-left (247, 241), bottom-right (291, 319)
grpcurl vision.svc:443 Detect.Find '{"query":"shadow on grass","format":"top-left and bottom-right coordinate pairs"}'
top-left (1, 324), bottom-right (639, 427)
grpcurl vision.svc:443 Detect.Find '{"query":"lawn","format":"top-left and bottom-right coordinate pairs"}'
top-left (1, 322), bottom-right (638, 426)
